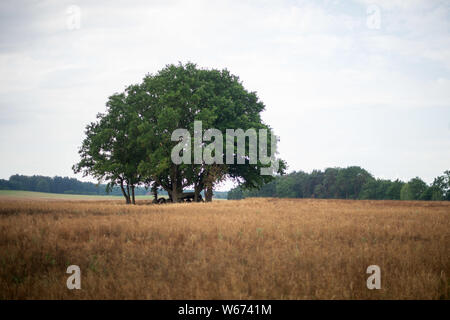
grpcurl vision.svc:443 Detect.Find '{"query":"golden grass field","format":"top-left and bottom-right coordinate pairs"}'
top-left (0, 196), bottom-right (449, 299)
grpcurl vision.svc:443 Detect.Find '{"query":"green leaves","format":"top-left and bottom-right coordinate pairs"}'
top-left (74, 62), bottom-right (284, 203)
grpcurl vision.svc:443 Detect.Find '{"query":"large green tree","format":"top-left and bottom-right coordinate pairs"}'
top-left (74, 62), bottom-right (284, 203)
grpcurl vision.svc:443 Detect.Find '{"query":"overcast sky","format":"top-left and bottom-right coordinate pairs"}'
top-left (0, 0), bottom-right (449, 189)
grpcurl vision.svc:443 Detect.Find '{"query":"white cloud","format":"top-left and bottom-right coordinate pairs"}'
top-left (0, 0), bottom-right (449, 185)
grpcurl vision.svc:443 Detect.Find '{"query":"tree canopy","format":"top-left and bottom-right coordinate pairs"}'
top-left (73, 62), bottom-right (285, 204)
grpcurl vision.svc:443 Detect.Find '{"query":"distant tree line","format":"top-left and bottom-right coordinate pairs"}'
top-left (0, 174), bottom-right (148, 196)
top-left (0, 174), bottom-right (229, 199)
top-left (227, 166), bottom-right (450, 201)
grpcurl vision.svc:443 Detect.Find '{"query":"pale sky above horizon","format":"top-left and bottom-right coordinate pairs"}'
top-left (1, 0), bottom-right (449, 190)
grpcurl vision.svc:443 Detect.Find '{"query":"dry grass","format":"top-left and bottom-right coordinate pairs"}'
top-left (0, 198), bottom-right (449, 299)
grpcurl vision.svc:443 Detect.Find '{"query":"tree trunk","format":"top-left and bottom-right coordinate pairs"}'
top-left (152, 184), bottom-right (158, 203)
top-left (171, 184), bottom-right (179, 203)
top-left (120, 181), bottom-right (131, 204)
top-left (194, 183), bottom-right (199, 202)
top-left (170, 165), bottom-right (181, 203)
top-left (131, 185), bottom-right (135, 204)
top-left (194, 183), bottom-right (204, 202)
top-left (205, 183), bottom-right (213, 202)
top-left (126, 184), bottom-right (131, 204)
